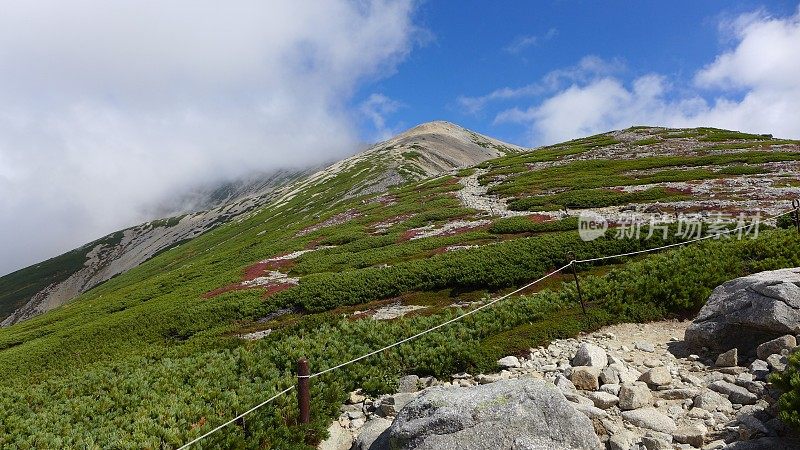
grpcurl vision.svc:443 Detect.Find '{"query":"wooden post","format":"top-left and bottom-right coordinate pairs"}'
top-left (793, 199), bottom-right (800, 233)
top-left (297, 358), bottom-right (310, 424)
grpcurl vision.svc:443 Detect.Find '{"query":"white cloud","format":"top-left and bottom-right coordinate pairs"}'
top-left (503, 28), bottom-right (557, 54)
top-left (491, 7), bottom-right (800, 146)
top-left (0, 0), bottom-right (417, 274)
top-left (457, 55), bottom-right (624, 115)
top-left (359, 93), bottom-right (404, 140)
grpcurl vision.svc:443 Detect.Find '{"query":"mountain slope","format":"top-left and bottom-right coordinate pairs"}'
top-left (0, 121), bottom-right (522, 326)
top-left (0, 124), bottom-right (798, 448)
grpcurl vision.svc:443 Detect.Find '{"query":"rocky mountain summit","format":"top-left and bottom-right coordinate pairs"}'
top-left (0, 121), bottom-right (521, 326)
top-left (322, 269), bottom-right (800, 450)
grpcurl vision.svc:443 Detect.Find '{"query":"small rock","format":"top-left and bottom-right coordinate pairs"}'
top-left (680, 372), bottom-right (705, 387)
top-left (600, 366), bottom-right (621, 385)
top-left (616, 364), bottom-right (642, 384)
top-left (703, 439), bottom-right (726, 450)
top-left (673, 423), bottom-right (707, 448)
top-left (318, 421), bottom-right (353, 450)
top-left (766, 353), bottom-right (788, 372)
top-left (756, 335), bottom-right (797, 360)
top-left (657, 388), bottom-right (700, 400)
top-left (600, 383), bottom-right (621, 396)
top-left (573, 402), bottom-right (608, 420)
top-left (621, 407), bottom-right (677, 433)
top-left (497, 356), bottom-right (521, 369)
top-left (738, 414), bottom-right (770, 435)
top-left (749, 359), bottom-right (770, 380)
top-left (348, 390), bottom-right (366, 404)
top-left (639, 366), bottom-right (672, 387)
top-left (618, 382), bottom-right (653, 410)
top-left (643, 359), bottom-right (662, 368)
top-left (641, 434), bottom-right (672, 450)
top-left (476, 373), bottom-right (504, 384)
top-left (588, 391), bottom-right (619, 409)
top-left (353, 417), bottom-right (391, 450)
top-left (554, 374), bottom-right (580, 401)
top-left (709, 380), bottom-right (758, 405)
top-left (397, 375), bottom-right (419, 393)
top-left (608, 429), bottom-right (639, 450)
top-left (379, 393), bottom-right (416, 416)
top-left (573, 394), bottom-right (594, 406)
top-left (635, 341), bottom-right (655, 352)
top-left (346, 410), bottom-right (365, 420)
top-left (717, 366), bottom-right (748, 375)
top-left (418, 376), bottom-right (436, 387)
top-left (349, 418), bottom-right (365, 429)
top-left (572, 342), bottom-right (609, 368)
top-left (694, 391), bottom-right (733, 413)
top-left (570, 366), bottom-right (601, 390)
top-left (715, 348), bottom-right (738, 367)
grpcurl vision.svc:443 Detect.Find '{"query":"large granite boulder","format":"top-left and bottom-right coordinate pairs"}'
top-left (386, 379), bottom-right (602, 450)
top-left (685, 268), bottom-right (800, 355)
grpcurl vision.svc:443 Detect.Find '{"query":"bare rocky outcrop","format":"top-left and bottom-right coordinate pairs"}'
top-left (387, 379), bottom-right (602, 450)
top-left (321, 318), bottom-right (800, 450)
top-left (685, 268), bottom-right (800, 355)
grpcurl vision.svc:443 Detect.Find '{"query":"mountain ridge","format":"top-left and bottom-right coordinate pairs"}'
top-left (0, 121), bottom-right (523, 326)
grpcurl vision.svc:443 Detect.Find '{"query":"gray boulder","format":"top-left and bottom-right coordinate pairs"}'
top-left (572, 342), bottom-right (608, 368)
top-left (685, 268), bottom-right (800, 355)
top-left (756, 335), bottom-right (796, 360)
top-left (353, 417), bottom-right (392, 450)
top-left (387, 379), bottom-right (602, 450)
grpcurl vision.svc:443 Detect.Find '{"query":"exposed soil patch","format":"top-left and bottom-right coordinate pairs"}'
top-left (371, 214), bottom-right (415, 235)
top-left (407, 219), bottom-right (491, 241)
top-left (297, 209), bottom-right (361, 236)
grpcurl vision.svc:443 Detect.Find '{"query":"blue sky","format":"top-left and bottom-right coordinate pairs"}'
top-left (353, 0), bottom-right (800, 146)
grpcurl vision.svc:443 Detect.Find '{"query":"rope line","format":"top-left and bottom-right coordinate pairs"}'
top-left (179, 206), bottom-right (798, 447)
top-left (177, 385), bottom-right (295, 450)
top-left (306, 262), bottom-right (572, 379)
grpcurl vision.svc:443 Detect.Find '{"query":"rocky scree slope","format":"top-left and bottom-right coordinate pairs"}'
top-left (325, 269), bottom-right (800, 450)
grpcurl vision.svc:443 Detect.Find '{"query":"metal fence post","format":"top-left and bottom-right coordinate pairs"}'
top-left (566, 252), bottom-right (586, 316)
top-left (297, 358), bottom-right (310, 424)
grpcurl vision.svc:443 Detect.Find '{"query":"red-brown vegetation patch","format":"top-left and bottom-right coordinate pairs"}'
top-left (398, 229), bottom-right (420, 242)
top-left (526, 213), bottom-right (553, 223)
top-left (664, 186), bottom-right (694, 195)
top-left (243, 261), bottom-right (272, 281)
top-left (305, 237), bottom-right (325, 250)
top-left (297, 209), bottom-right (361, 236)
top-left (203, 284), bottom-right (248, 299)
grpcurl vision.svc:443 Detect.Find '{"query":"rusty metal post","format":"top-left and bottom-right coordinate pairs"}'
top-left (793, 199), bottom-right (800, 233)
top-left (297, 358), bottom-right (310, 424)
top-left (566, 252), bottom-right (587, 316)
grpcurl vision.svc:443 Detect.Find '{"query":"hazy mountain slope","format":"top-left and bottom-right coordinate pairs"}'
top-left (0, 170), bottom-right (305, 326)
top-left (0, 121), bottom-right (522, 326)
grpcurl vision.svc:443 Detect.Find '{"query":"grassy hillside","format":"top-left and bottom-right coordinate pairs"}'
top-left (1, 126), bottom-right (799, 448)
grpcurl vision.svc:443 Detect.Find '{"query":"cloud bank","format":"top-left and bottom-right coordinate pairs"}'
top-left (0, 0), bottom-right (417, 275)
top-left (485, 8), bottom-right (800, 145)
